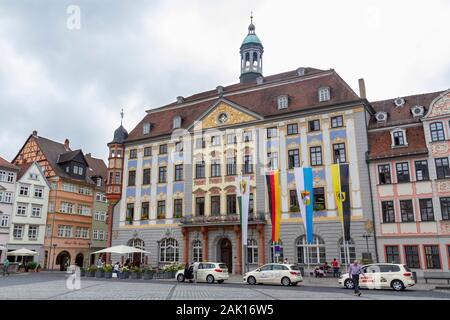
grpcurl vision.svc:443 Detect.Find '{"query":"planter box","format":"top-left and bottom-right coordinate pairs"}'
top-left (88, 271), bottom-right (96, 277)
top-left (95, 271), bottom-right (105, 278)
top-left (80, 270), bottom-right (86, 277)
top-left (131, 272), bottom-right (141, 279)
top-left (104, 272), bottom-right (112, 279)
top-left (143, 272), bottom-right (154, 280)
top-left (120, 272), bottom-right (129, 279)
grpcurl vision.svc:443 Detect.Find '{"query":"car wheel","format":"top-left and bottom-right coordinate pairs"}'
top-left (218, 280), bottom-right (224, 284)
top-left (391, 280), bottom-right (405, 291)
top-left (344, 279), bottom-right (354, 289)
top-left (177, 274), bottom-right (185, 282)
top-left (281, 277), bottom-right (291, 286)
top-left (247, 276), bottom-right (257, 285)
top-left (206, 275), bottom-right (215, 284)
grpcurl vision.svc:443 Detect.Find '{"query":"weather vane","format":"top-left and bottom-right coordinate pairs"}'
top-left (120, 108), bottom-right (124, 125)
top-left (250, 11), bottom-right (253, 24)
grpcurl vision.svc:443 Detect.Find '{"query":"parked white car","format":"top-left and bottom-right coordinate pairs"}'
top-left (338, 263), bottom-right (415, 291)
top-left (243, 263), bottom-right (303, 286)
top-left (176, 262), bottom-right (229, 284)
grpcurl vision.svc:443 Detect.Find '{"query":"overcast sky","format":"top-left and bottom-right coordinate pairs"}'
top-left (1, 0), bottom-right (449, 162)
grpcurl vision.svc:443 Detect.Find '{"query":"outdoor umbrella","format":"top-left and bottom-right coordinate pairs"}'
top-left (7, 248), bottom-right (38, 256)
top-left (91, 245), bottom-right (149, 255)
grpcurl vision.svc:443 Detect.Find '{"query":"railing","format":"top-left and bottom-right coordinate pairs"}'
top-left (180, 212), bottom-right (266, 225)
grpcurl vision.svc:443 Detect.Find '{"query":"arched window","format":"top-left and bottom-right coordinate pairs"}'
top-left (127, 238), bottom-right (145, 264)
top-left (192, 239), bottom-right (202, 262)
top-left (296, 235), bottom-right (326, 264)
top-left (270, 240), bottom-right (284, 263)
top-left (430, 122), bottom-right (445, 142)
top-left (159, 238), bottom-right (179, 263)
top-left (338, 238), bottom-right (356, 264)
top-left (247, 239), bottom-right (258, 264)
top-left (253, 52), bottom-right (258, 66)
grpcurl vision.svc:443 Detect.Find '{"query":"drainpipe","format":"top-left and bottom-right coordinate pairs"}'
top-left (363, 103), bottom-right (380, 263)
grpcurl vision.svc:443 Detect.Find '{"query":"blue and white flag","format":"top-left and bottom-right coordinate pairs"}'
top-left (294, 167), bottom-right (314, 244)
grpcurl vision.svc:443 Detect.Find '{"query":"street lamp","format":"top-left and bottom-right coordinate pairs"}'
top-left (51, 244), bottom-right (57, 271)
top-left (87, 242), bottom-right (92, 268)
top-left (362, 234), bottom-right (372, 261)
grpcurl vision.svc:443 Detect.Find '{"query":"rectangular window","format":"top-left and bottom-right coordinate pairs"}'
top-left (419, 199), bottom-right (434, 221)
top-left (404, 246), bottom-right (420, 269)
top-left (333, 143), bottom-right (346, 163)
top-left (159, 144), bottom-right (168, 154)
top-left (19, 185), bottom-right (29, 196)
top-left (13, 225), bottom-right (24, 239)
top-left (174, 199), bottom-right (183, 218)
top-left (385, 246), bottom-right (400, 264)
top-left (310, 146), bottom-right (322, 166)
top-left (243, 155), bottom-right (253, 174)
top-left (392, 131), bottom-right (405, 146)
top-left (128, 170), bottom-right (136, 186)
top-left (226, 157), bottom-right (237, 176)
top-left (289, 190), bottom-right (298, 209)
top-left (158, 167), bottom-right (167, 183)
top-left (34, 187), bottom-right (44, 198)
top-left (227, 195), bottom-right (237, 215)
top-left (267, 152), bottom-right (278, 170)
top-left (243, 131), bottom-right (253, 142)
top-left (288, 149), bottom-right (300, 169)
top-left (424, 245), bottom-right (441, 269)
top-left (129, 149), bottom-right (137, 159)
top-left (331, 116), bottom-right (343, 128)
top-left (435, 157), bottom-right (450, 179)
top-left (46, 224), bottom-right (51, 237)
top-left (227, 134), bottom-right (237, 145)
top-left (28, 226), bottom-right (38, 240)
top-left (378, 164), bottom-right (391, 184)
top-left (78, 186), bottom-right (92, 195)
top-left (196, 161), bottom-right (205, 179)
top-left (174, 165), bottom-right (183, 181)
top-left (17, 204), bottom-right (27, 216)
top-left (114, 172), bottom-right (120, 184)
top-left (157, 201), bottom-right (166, 219)
top-left (0, 192), bottom-right (12, 203)
top-left (0, 215), bottom-right (9, 227)
top-left (195, 138), bottom-right (205, 149)
top-left (144, 147), bottom-right (152, 157)
top-left (211, 160), bottom-right (221, 177)
top-left (415, 160), bottom-right (429, 181)
top-left (396, 162), bottom-right (410, 183)
top-left (195, 197), bottom-right (205, 216)
top-left (31, 206), bottom-right (42, 218)
top-left (126, 203), bottom-right (134, 221)
top-left (313, 187), bottom-right (326, 211)
top-left (141, 202), bottom-right (149, 219)
top-left (211, 136), bottom-right (221, 146)
top-left (211, 196), bottom-right (221, 216)
top-left (382, 201), bottom-right (395, 223)
top-left (400, 200), bottom-right (414, 222)
top-left (266, 127), bottom-right (277, 139)
top-left (142, 168), bottom-right (151, 185)
top-left (440, 197), bottom-right (450, 220)
top-left (430, 122), bottom-right (445, 142)
top-left (249, 193), bottom-right (254, 214)
top-left (287, 123), bottom-right (298, 135)
top-left (308, 120), bottom-right (320, 132)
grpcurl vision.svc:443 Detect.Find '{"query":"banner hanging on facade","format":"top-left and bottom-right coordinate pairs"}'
top-left (331, 163), bottom-right (351, 241)
top-left (265, 170), bottom-right (281, 242)
top-left (237, 175), bottom-right (250, 246)
top-left (294, 167), bottom-right (314, 244)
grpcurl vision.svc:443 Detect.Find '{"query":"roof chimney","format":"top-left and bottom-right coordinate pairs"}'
top-left (32, 130), bottom-right (38, 136)
top-left (86, 153), bottom-right (91, 157)
top-left (64, 139), bottom-right (70, 151)
top-left (176, 96), bottom-right (185, 104)
top-left (358, 78), bottom-right (366, 99)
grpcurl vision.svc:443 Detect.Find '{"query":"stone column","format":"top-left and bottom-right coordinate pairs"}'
top-left (201, 226), bottom-right (208, 262)
top-left (234, 225), bottom-right (242, 275)
top-left (182, 227), bottom-right (189, 265)
top-left (257, 224), bottom-right (265, 265)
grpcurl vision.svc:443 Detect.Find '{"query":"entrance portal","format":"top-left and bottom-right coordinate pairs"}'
top-left (55, 251), bottom-right (71, 271)
top-left (75, 253), bottom-right (84, 267)
top-left (219, 238), bottom-right (232, 273)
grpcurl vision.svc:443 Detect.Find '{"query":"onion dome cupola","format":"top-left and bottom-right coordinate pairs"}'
top-left (111, 109), bottom-right (129, 144)
top-left (240, 14), bottom-right (264, 84)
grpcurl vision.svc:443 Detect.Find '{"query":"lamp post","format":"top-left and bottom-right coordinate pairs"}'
top-left (87, 242), bottom-right (92, 268)
top-left (362, 234), bottom-right (372, 261)
top-left (51, 244), bottom-right (57, 271)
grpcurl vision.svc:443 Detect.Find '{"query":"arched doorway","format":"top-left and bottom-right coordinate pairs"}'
top-left (75, 253), bottom-right (84, 267)
top-left (218, 238), bottom-right (232, 273)
top-left (127, 238), bottom-right (145, 267)
top-left (56, 251), bottom-right (71, 271)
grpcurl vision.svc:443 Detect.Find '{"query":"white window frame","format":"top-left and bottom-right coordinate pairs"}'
top-left (31, 206), bottom-right (42, 218)
top-left (19, 185), bottom-right (29, 196)
top-left (0, 192), bottom-right (13, 203)
top-left (17, 204), bottom-right (27, 216)
top-left (0, 215), bottom-right (9, 227)
top-left (13, 224), bottom-right (24, 239)
top-left (28, 225), bottom-right (39, 240)
top-left (391, 128), bottom-right (408, 147)
top-left (34, 186), bottom-right (44, 198)
top-left (277, 95), bottom-right (289, 109)
top-left (143, 123), bottom-right (151, 134)
top-left (318, 87), bottom-right (331, 102)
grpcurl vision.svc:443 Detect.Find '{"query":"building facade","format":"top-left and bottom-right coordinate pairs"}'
top-left (8, 162), bottom-right (50, 265)
top-left (368, 90), bottom-right (450, 275)
top-left (12, 131), bottom-right (107, 270)
top-left (108, 21), bottom-right (377, 273)
top-left (0, 157), bottom-right (19, 261)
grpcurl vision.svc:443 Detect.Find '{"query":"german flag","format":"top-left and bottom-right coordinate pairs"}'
top-left (265, 170), bottom-right (281, 242)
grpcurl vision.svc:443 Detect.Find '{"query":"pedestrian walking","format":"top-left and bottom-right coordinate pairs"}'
top-left (348, 260), bottom-right (366, 296)
top-left (331, 258), bottom-right (340, 278)
top-left (193, 262), bottom-right (199, 283)
top-left (283, 257), bottom-right (289, 264)
top-left (2, 258), bottom-right (10, 276)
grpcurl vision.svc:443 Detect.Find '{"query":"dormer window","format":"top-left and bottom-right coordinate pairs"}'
top-left (375, 112), bottom-right (388, 123)
top-left (318, 87), bottom-right (330, 102)
top-left (391, 129), bottom-right (407, 147)
top-left (143, 123), bottom-right (151, 135)
top-left (96, 178), bottom-right (102, 187)
top-left (411, 105), bottom-right (424, 118)
top-left (277, 95), bottom-right (289, 110)
top-left (173, 116), bottom-right (181, 129)
top-left (394, 97), bottom-right (405, 107)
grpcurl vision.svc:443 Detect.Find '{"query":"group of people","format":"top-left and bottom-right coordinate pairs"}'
top-left (2, 258), bottom-right (10, 276)
top-left (312, 258), bottom-right (341, 278)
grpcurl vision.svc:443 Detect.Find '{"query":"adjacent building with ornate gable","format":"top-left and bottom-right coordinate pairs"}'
top-left (368, 89), bottom-right (450, 275)
top-left (107, 20), bottom-right (377, 274)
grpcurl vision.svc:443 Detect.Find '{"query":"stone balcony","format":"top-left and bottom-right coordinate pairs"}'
top-left (179, 212), bottom-right (266, 227)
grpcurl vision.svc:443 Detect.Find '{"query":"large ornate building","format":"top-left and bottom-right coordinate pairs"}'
top-left (368, 90), bottom-right (450, 275)
top-left (107, 20), bottom-right (377, 274)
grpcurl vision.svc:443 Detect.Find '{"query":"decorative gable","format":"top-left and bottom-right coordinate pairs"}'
top-left (424, 89), bottom-right (450, 119)
top-left (13, 136), bottom-right (55, 177)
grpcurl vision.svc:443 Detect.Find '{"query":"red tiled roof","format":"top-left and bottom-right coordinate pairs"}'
top-left (367, 126), bottom-right (428, 161)
top-left (127, 68), bottom-right (361, 142)
top-left (0, 156), bottom-right (19, 171)
top-left (369, 91), bottom-right (445, 129)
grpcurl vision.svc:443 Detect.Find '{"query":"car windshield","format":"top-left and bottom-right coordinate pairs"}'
top-left (219, 264), bottom-right (228, 269)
